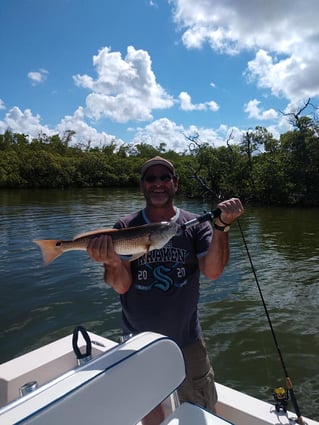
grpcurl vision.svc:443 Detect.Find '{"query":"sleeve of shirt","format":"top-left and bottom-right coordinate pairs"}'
top-left (114, 219), bottom-right (125, 230)
top-left (113, 211), bottom-right (144, 230)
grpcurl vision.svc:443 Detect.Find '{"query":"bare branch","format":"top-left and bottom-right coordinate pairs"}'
top-left (280, 98), bottom-right (313, 128)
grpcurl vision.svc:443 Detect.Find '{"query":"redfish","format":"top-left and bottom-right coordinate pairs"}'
top-left (33, 221), bottom-right (180, 265)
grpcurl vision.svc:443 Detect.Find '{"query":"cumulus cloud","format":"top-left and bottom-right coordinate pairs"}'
top-left (0, 106), bottom-right (124, 149)
top-left (0, 103), bottom-right (238, 152)
top-left (73, 46), bottom-right (174, 123)
top-left (179, 91), bottom-right (219, 112)
top-left (170, 0), bottom-right (319, 101)
top-left (132, 117), bottom-right (231, 152)
top-left (132, 118), bottom-right (186, 151)
top-left (27, 69), bottom-right (48, 85)
top-left (0, 99), bottom-right (5, 110)
top-left (0, 107), bottom-right (52, 135)
top-left (245, 49), bottom-right (319, 102)
top-left (56, 107), bottom-right (124, 148)
top-left (244, 99), bottom-right (278, 120)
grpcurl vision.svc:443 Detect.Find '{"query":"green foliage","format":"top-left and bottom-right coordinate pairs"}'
top-left (1, 121), bottom-right (319, 206)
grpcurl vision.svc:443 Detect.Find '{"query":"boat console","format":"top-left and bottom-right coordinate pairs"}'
top-left (0, 331), bottom-right (233, 424)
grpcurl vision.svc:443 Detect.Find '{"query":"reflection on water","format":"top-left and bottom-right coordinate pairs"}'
top-left (0, 189), bottom-right (318, 419)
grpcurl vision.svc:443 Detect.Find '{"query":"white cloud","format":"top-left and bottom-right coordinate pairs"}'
top-left (179, 91), bottom-right (219, 112)
top-left (133, 118), bottom-right (186, 151)
top-left (0, 99), bottom-right (5, 110)
top-left (171, 0), bottom-right (319, 54)
top-left (245, 49), bottom-right (319, 101)
top-left (73, 46), bottom-right (174, 123)
top-left (148, 0), bottom-right (158, 7)
top-left (0, 104), bottom-right (241, 153)
top-left (170, 0), bottom-right (319, 101)
top-left (132, 117), bottom-right (231, 152)
top-left (27, 69), bottom-right (48, 86)
top-left (56, 107), bottom-right (124, 148)
top-left (206, 100), bottom-right (219, 112)
top-left (244, 99), bottom-right (278, 120)
top-left (0, 106), bottom-right (124, 149)
top-left (0, 107), bottom-right (52, 135)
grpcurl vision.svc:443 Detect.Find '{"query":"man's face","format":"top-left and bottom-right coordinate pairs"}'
top-left (140, 165), bottom-right (178, 208)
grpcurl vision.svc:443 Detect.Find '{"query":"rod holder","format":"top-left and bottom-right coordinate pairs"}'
top-left (19, 381), bottom-right (38, 397)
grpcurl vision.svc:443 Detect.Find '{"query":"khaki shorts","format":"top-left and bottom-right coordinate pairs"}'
top-left (177, 337), bottom-right (218, 411)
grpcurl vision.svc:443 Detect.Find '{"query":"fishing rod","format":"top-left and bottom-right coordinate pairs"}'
top-left (236, 218), bottom-right (305, 425)
top-left (182, 209), bottom-right (305, 424)
top-left (179, 208), bottom-right (221, 232)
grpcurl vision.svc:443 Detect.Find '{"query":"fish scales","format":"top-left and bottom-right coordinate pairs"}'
top-left (34, 221), bottom-right (180, 265)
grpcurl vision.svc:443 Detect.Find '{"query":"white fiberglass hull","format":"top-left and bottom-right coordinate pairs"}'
top-left (0, 332), bottom-right (317, 425)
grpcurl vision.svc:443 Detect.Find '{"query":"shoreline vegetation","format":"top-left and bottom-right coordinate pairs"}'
top-left (1, 120), bottom-right (319, 206)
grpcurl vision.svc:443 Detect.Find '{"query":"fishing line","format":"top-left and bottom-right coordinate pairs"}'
top-left (236, 217), bottom-right (305, 425)
top-left (182, 209), bottom-right (305, 423)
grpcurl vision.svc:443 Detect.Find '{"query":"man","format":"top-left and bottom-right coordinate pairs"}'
top-left (87, 156), bottom-right (244, 424)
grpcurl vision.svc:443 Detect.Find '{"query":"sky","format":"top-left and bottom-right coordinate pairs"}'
top-left (1, 0), bottom-right (319, 152)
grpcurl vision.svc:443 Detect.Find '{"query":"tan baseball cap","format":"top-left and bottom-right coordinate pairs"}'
top-left (140, 156), bottom-right (175, 178)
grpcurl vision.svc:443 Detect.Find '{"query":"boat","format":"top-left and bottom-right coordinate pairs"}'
top-left (0, 328), bottom-right (318, 425)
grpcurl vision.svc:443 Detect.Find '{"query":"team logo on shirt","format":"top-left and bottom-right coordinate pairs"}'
top-left (138, 246), bottom-right (187, 265)
top-left (134, 246), bottom-right (188, 292)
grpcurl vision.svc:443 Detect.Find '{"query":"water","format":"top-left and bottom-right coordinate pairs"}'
top-left (0, 188), bottom-right (318, 419)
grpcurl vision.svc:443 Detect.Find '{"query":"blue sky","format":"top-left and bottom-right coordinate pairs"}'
top-left (1, 0), bottom-right (319, 152)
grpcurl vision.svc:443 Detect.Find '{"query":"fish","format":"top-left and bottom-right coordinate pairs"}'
top-left (33, 221), bottom-right (180, 265)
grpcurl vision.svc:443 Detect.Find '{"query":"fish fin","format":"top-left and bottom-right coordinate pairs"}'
top-left (127, 252), bottom-right (147, 262)
top-left (127, 244), bottom-right (152, 262)
top-left (127, 243), bottom-right (152, 262)
top-left (33, 240), bottom-right (63, 265)
top-left (74, 228), bottom-right (119, 240)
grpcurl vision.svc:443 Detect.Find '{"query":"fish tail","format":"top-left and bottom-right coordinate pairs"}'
top-left (33, 239), bottom-right (63, 265)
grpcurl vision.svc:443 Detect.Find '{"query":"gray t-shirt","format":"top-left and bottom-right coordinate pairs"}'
top-left (114, 208), bottom-right (212, 347)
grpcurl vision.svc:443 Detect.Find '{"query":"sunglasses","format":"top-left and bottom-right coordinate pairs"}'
top-left (143, 174), bottom-right (173, 183)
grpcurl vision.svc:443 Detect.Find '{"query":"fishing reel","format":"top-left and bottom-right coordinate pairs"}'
top-left (273, 386), bottom-right (289, 413)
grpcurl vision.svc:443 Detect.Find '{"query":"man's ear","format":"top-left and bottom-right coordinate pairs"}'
top-left (173, 176), bottom-right (179, 192)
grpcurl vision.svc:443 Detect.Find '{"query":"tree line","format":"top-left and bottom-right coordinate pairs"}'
top-left (1, 110), bottom-right (319, 206)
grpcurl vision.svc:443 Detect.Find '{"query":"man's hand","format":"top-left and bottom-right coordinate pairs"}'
top-left (87, 235), bottom-right (132, 294)
top-left (215, 198), bottom-right (244, 226)
top-left (87, 235), bottom-right (122, 267)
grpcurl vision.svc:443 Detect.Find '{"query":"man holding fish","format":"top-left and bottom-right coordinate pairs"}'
top-left (87, 156), bottom-right (244, 424)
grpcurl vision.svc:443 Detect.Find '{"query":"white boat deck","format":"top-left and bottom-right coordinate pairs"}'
top-left (0, 332), bottom-right (317, 425)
